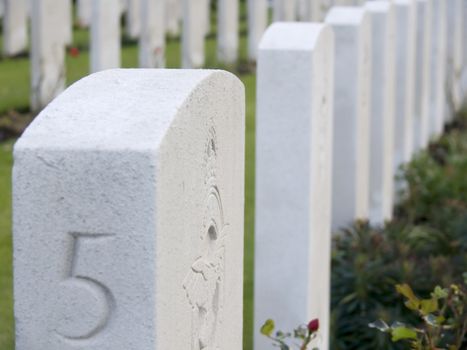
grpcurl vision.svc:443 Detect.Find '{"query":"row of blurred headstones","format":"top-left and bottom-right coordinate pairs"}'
top-left (0, 0), bottom-right (369, 111)
top-left (254, 1), bottom-right (466, 348)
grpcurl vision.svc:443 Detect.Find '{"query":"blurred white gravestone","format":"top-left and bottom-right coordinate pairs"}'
top-left (126, 0), bottom-right (141, 39)
top-left (30, 0), bottom-right (66, 111)
top-left (462, 0), bottom-right (467, 100)
top-left (13, 69), bottom-right (245, 350)
top-left (3, 0), bottom-right (28, 56)
top-left (412, 0), bottom-right (432, 152)
top-left (255, 22), bottom-right (334, 350)
top-left (365, 1), bottom-right (395, 226)
top-left (217, 0), bottom-right (238, 63)
top-left (445, 0), bottom-right (464, 114)
top-left (139, 0), bottom-right (165, 68)
top-left (393, 0), bottom-right (416, 181)
top-left (273, 0), bottom-right (296, 21)
top-left (333, 0), bottom-right (354, 5)
top-left (428, 0), bottom-right (447, 138)
top-left (166, 0), bottom-right (181, 36)
top-left (325, 7), bottom-right (371, 231)
top-left (0, 0), bottom-right (4, 18)
top-left (120, 0), bottom-right (128, 15)
top-left (202, 0), bottom-right (211, 36)
top-left (247, 0), bottom-right (268, 61)
top-left (182, 0), bottom-right (205, 68)
top-left (299, 0), bottom-right (325, 21)
top-left (77, 0), bottom-right (92, 27)
top-left (91, 0), bottom-right (121, 73)
top-left (61, 0), bottom-right (73, 45)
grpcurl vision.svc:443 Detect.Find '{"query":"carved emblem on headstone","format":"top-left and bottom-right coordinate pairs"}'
top-left (183, 128), bottom-right (227, 350)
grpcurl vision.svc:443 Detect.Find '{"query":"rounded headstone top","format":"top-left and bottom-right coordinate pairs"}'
top-left (259, 22), bottom-right (332, 51)
top-left (16, 69), bottom-right (243, 152)
top-left (325, 6), bottom-right (368, 25)
top-left (365, 0), bottom-right (393, 12)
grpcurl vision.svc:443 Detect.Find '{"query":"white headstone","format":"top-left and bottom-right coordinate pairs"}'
top-left (365, 1), bottom-right (395, 226)
top-left (202, 0), bottom-right (211, 36)
top-left (13, 69), bottom-right (245, 350)
top-left (247, 0), bottom-right (268, 61)
top-left (462, 0), bottom-right (467, 101)
top-left (444, 0), bottom-right (463, 122)
top-left (126, 0), bottom-right (141, 39)
top-left (3, 0), bottom-right (28, 56)
top-left (333, 0), bottom-right (355, 5)
top-left (91, 0), bottom-right (121, 73)
top-left (393, 0), bottom-right (416, 181)
top-left (325, 7), bottom-right (371, 231)
top-left (297, 0), bottom-right (326, 21)
top-left (217, 0), bottom-right (239, 63)
top-left (428, 0), bottom-right (447, 138)
top-left (255, 22), bottom-right (334, 350)
top-left (412, 0), bottom-right (432, 152)
top-left (273, 0), bottom-right (296, 21)
top-left (62, 0), bottom-right (73, 45)
top-left (30, 0), bottom-right (66, 111)
top-left (182, 0), bottom-right (205, 68)
top-left (120, 0), bottom-right (128, 14)
top-left (445, 0), bottom-right (463, 118)
top-left (139, 0), bottom-right (165, 68)
top-left (0, 0), bottom-right (4, 18)
top-left (77, 0), bottom-right (92, 28)
top-left (166, 0), bottom-right (181, 36)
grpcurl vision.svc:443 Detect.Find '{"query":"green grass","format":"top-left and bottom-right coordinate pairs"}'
top-left (0, 141), bottom-right (13, 350)
top-left (0, 6), bottom-right (257, 350)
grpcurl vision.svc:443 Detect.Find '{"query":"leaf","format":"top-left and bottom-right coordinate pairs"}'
top-left (260, 319), bottom-right (275, 337)
top-left (420, 298), bottom-right (438, 315)
top-left (391, 326), bottom-right (418, 342)
top-left (396, 284), bottom-right (420, 310)
top-left (432, 286), bottom-right (449, 299)
top-left (368, 320), bottom-right (390, 332)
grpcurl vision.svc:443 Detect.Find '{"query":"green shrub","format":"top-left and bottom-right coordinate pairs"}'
top-left (330, 110), bottom-right (467, 349)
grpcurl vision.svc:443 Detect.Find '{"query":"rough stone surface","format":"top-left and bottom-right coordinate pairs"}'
top-left (366, 1), bottom-right (395, 226)
top-left (139, 0), bottom-right (165, 68)
top-left (428, 0), bottom-right (447, 137)
top-left (91, 0), bottom-right (121, 73)
top-left (393, 0), bottom-right (416, 192)
top-left (255, 22), bottom-right (334, 350)
top-left (182, 0), bottom-right (205, 68)
top-left (3, 0), bottom-right (28, 56)
top-left (126, 0), bottom-right (141, 39)
top-left (325, 7), bottom-right (371, 231)
top-left (247, 0), bottom-right (267, 61)
top-left (13, 69), bottom-right (245, 350)
top-left (413, 0), bottom-right (432, 152)
top-left (30, 0), bottom-right (66, 111)
top-left (217, 0), bottom-right (239, 63)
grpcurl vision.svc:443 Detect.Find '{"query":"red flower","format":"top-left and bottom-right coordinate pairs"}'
top-left (307, 318), bottom-right (319, 333)
top-left (69, 47), bottom-right (80, 58)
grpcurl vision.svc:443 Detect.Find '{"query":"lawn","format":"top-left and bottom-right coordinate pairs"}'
top-left (0, 6), bottom-right (257, 350)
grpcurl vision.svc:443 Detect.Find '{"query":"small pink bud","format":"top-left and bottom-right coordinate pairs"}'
top-left (307, 319), bottom-right (319, 333)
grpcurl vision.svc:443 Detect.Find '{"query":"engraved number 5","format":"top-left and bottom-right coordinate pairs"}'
top-left (58, 233), bottom-right (115, 341)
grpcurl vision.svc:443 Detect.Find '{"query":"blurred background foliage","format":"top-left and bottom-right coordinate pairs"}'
top-left (330, 110), bottom-right (467, 349)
